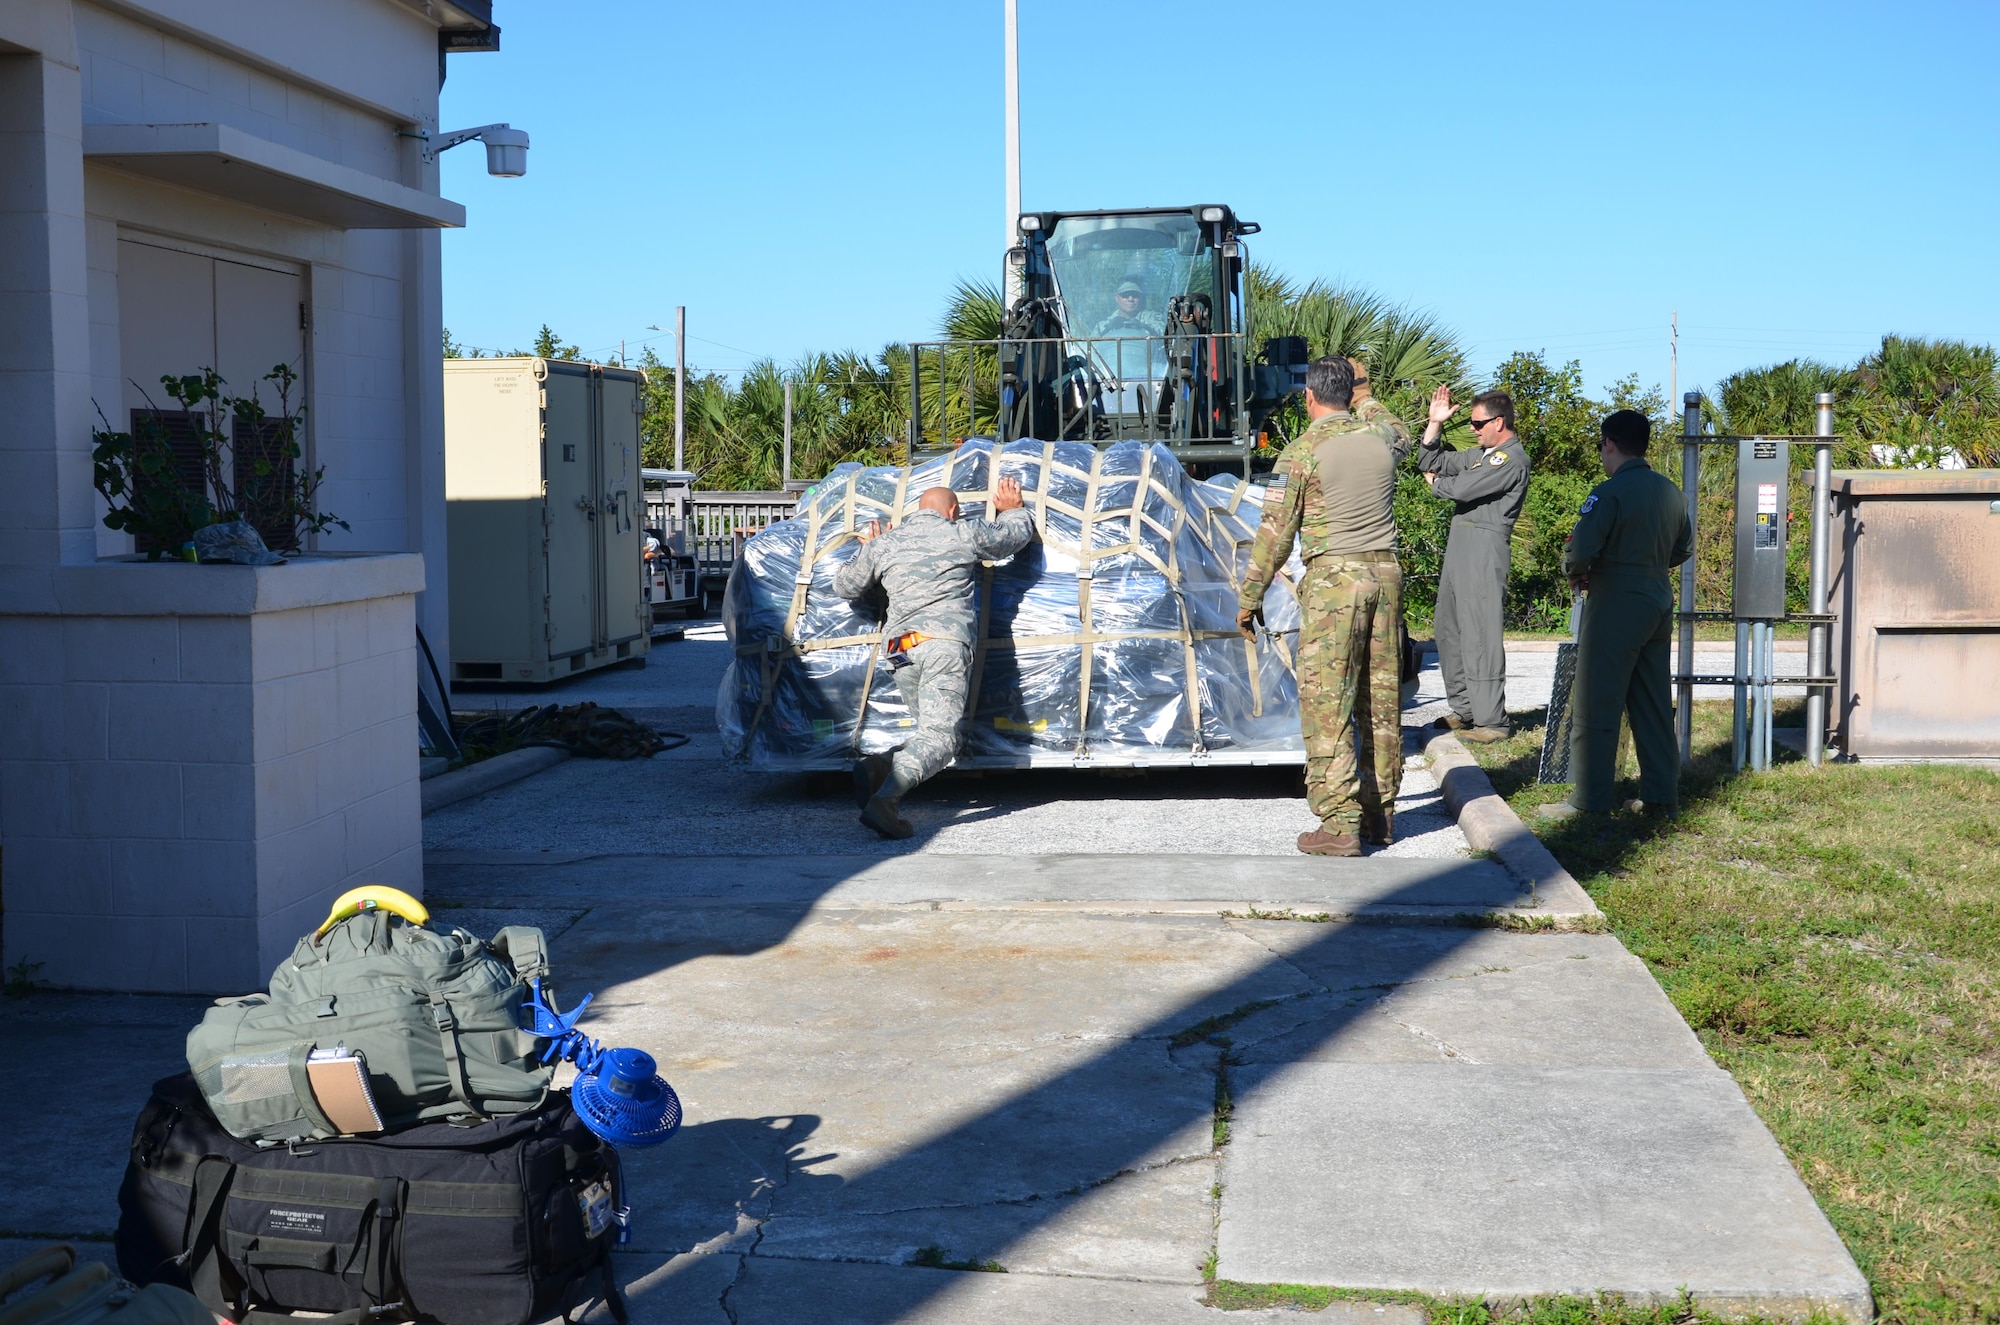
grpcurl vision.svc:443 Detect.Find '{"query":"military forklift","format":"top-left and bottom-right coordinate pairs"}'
top-left (905, 204), bottom-right (1308, 475)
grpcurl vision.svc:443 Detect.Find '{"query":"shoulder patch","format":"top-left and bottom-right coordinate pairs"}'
top-left (1486, 449), bottom-right (1509, 466)
top-left (1579, 495), bottom-right (1598, 514)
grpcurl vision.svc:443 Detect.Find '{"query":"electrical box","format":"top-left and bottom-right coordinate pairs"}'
top-left (1733, 437), bottom-right (1790, 619)
top-left (446, 358), bottom-right (651, 684)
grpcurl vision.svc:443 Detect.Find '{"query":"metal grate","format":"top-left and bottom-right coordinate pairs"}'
top-left (130, 408), bottom-right (208, 553)
top-left (1538, 642), bottom-right (1578, 783)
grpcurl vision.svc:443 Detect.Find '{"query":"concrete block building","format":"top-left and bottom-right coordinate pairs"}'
top-left (0, 0), bottom-right (498, 992)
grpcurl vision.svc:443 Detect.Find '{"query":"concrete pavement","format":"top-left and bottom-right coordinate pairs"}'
top-left (0, 628), bottom-right (1870, 1323)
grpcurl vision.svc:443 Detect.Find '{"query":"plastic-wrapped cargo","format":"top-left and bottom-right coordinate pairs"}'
top-left (717, 438), bottom-right (1307, 769)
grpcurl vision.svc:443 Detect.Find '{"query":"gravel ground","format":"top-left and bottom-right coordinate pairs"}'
top-left (431, 623), bottom-right (1470, 859)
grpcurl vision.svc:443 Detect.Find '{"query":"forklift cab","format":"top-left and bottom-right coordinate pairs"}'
top-left (1000, 205), bottom-right (1290, 469)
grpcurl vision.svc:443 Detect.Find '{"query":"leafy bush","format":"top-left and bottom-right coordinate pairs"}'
top-left (93, 365), bottom-right (345, 557)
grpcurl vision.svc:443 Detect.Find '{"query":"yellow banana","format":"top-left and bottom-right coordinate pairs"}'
top-left (315, 885), bottom-right (430, 939)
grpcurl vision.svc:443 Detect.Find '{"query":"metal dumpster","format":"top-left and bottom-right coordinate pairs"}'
top-left (1827, 468), bottom-right (2000, 760)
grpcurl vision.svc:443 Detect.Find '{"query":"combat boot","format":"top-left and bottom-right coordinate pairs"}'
top-left (1433, 714), bottom-right (1469, 732)
top-left (1458, 726), bottom-right (1511, 745)
top-left (1297, 828), bottom-right (1362, 857)
top-left (860, 794), bottom-right (914, 840)
top-left (852, 753), bottom-right (892, 809)
top-left (1361, 809), bottom-right (1394, 846)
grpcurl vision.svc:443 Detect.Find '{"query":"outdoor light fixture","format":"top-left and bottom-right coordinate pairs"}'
top-left (423, 122), bottom-right (531, 177)
top-left (1199, 206), bottom-right (1225, 222)
top-left (1017, 213), bottom-right (1041, 232)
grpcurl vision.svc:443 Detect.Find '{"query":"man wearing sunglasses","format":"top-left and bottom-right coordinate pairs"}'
top-left (1418, 385), bottom-right (1531, 742)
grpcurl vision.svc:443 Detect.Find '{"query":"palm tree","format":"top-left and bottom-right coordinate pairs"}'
top-left (1716, 359), bottom-right (1853, 438)
top-left (1852, 335), bottom-right (2000, 467)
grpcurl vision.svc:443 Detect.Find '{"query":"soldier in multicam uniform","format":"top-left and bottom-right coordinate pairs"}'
top-left (834, 477), bottom-right (1034, 839)
top-left (1238, 357), bottom-right (1411, 856)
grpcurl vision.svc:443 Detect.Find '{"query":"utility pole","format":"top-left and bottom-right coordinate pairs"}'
top-left (1003, 0), bottom-right (1022, 304)
top-left (1668, 311), bottom-right (1677, 420)
top-left (673, 305), bottom-right (686, 472)
top-left (782, 378), bottom-right (794, 486)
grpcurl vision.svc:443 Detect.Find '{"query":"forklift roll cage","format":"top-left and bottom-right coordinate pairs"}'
top-left (906, 205), bottom-right (1304, 472)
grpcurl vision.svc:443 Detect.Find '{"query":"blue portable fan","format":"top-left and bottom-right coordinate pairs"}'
top-left (523, 979), bottom-right (683, 1148)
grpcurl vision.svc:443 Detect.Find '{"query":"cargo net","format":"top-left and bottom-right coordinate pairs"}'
top-left (718, 438), bottom-right (1307, 768)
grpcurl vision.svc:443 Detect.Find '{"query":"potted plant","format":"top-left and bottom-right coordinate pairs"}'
top-left (93, 364), bottom-right (347, 561)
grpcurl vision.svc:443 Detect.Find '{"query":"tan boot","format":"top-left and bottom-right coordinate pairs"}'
top-left (1297, 828), bottom-right (1362, 857)
top-left (1458, 726), bottom-right (1512, 745)
top-left (1433, 713), bottom-right (1469, 732)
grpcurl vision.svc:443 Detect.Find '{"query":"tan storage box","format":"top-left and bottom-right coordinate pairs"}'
top-left (445, 358), bottom-right (651, 684)
top-left (1828, 469), bottom-right (2000, 760)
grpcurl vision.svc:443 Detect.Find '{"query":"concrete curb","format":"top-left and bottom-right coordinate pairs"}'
top-left (1425, 733), bottom-right (1603, 925)
top-left (422, 746), bottom-right (572, 815)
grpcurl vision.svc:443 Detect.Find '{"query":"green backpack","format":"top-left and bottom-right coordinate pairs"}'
top-left (186, 910), bottom-right (554, 1144)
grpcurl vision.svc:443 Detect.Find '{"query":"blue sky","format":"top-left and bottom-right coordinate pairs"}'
top-left (438, 0), bottom-right (2000, 401)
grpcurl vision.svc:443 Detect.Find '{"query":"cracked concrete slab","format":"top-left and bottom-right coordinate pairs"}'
top-left (571, 906), bottom-right (1299, 1256)
top-left (714, 1256), bottom-right (1426, 1325)
top-left (1221, 929), bottom-right (1712, 1069)
top-left (1217, 1062), bottom-right (1872, 1321)
top-left (427, 850), bottom-right (1546, 920)
top-left (752, 1153), bottom-right (1217, 1283)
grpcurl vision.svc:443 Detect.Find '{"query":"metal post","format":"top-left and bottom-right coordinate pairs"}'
top-left (673, 305), bottom-right (686, 473)
top-left (1733, 620), bottom-right (1748, 772)
top-left (1677, 392), bottom-right (1701, 764)
top-left (908, 344), bottom-right (922, 458)
top-left (1806, 391), bottom-right (1834, 766)
top-left (782, 378), bottom-right (793, 485)
top-left (1768, 624), bottom-right (1784, 772)
top-left (1002, 0), bottom-right (1022, 305)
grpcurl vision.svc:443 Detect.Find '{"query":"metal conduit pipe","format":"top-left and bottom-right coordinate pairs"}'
top-left (1806, 392), bottom-right (1835, 766)
top-left (1678, 392), bottom-right (1701, 765)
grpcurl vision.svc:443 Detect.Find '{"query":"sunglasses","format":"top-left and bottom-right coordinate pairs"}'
top-left (1117, 292), bottom-right (1141, 299)
top-left (1468, 415), bottom-right (1502, 430)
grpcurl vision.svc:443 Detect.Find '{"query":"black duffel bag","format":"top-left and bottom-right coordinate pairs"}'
top-left (115, 1074), bottom-right (628, 1325)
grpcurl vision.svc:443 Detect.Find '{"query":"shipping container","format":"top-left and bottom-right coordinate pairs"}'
top-left (445, 358), bottom-right (650, 683)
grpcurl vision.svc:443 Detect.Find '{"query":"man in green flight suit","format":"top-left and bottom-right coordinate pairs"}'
top-left (1539, 409), bottom-right (1693, 820)
top-left (1419, 387), bottom-right (1531, 742)
top-left (1238, 356), bottom-right (1410, 856)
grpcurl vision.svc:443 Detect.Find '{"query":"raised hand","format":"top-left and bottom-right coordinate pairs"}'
top-left (993, 475), bottom-right (1025, 512)
top-left (856, 519), bottom-right (882, 544)
top-left (1428, 385), bottom-right (1454, 426)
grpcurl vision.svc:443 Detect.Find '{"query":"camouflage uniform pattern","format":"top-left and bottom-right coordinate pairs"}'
top-left (1241, 412), bottom-right (1410, 833)
top-left (1354, 395), bottom-right (1413, 450)
top-left (833, 506), bottom-right (1036, 796)
top-left (832, 507), bottom-right (1035, 644)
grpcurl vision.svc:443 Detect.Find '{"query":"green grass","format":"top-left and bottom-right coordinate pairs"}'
top-left (1207, 1282), bottom-right (1849, 1322)
top-left (1462, 701), bottom-right (2000, 1325)
top-left (906, 1245), bottom-right (1005, 1273)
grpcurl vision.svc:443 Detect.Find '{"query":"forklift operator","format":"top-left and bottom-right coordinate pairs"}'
top-left (835, 478), bottom-right (1035, 839)
top-left (1091, 279), bottom-right (1166, 339)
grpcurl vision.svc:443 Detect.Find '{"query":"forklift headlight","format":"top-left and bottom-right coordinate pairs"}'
top-left (1018, 214), bottom-right (1041, 232)
top-left (1199, 206), bottom-right (1225, 222)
